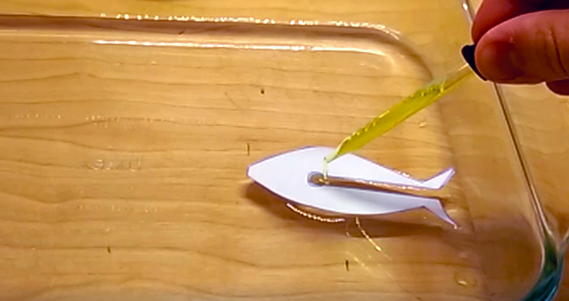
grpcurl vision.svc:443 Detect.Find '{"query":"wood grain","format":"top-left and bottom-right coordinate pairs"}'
top-left (0, 1), bottom-right (556, 300)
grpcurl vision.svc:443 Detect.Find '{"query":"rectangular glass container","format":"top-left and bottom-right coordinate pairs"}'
top-left (0, 1), bottom-right (559, 300)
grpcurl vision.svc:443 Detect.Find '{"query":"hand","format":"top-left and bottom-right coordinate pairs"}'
top-left (472, 0), bottom-right (569, 95)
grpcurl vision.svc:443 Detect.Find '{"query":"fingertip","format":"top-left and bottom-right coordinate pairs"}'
top-left (471, 13), bottom-right (487, 43)
top-left (470, 0), bottom-right (545, 42)
top-left (470, 0), bottom-right (509, 42)
top-left (475, 39), bottom-right (524, 82)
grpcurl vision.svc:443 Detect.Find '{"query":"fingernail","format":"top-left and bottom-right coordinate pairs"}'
top-left (478, 42), bottom-right (524, 81)
top-left (461, 44), bottom-right (486, 81)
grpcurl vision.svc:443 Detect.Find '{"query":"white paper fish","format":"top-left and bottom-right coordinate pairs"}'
top-left (247, 146), bottom-right (457, 227)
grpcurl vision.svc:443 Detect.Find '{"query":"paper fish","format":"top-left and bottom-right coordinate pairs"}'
top-left (247, 146), bottom-right (457, 227)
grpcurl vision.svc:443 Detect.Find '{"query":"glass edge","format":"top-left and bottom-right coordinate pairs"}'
top-left (461, 0), bottom-right (565, 300)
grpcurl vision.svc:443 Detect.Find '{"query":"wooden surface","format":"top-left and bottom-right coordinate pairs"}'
top-left (0, 0), bottom-right (563, 300)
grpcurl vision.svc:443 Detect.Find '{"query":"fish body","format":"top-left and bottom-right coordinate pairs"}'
top-left (247, 146), bottom-right (456, 226)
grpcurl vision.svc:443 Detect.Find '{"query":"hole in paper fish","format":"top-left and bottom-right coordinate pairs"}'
top-left (247, 146), bottom-right (457, 227)
top-left (307, 172), bottom-right (325, 187)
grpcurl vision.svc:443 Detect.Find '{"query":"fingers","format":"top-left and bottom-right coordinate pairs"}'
top-left (472, 0), bottom-right (549, 42)
top-left (547, 79), bottom-right (569, 95)
top-left (474, 10), bottom-right (569, 83)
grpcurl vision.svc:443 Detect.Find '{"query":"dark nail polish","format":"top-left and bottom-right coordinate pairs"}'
top-left (461, 44), bottom-right (487, 81)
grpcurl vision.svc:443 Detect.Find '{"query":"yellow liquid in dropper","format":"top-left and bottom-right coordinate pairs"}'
top-left (323, 64), bottom-right (473, 176)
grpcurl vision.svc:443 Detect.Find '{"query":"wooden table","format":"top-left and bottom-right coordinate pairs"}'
top-left (0, 0), bottom-right (568, 300)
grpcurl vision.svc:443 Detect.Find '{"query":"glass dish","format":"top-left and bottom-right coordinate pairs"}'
top-left (0, 0), bottom-right (563, 300)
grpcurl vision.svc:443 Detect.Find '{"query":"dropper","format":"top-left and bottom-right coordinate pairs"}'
top-left (323, 63), bottom-right (474, 176)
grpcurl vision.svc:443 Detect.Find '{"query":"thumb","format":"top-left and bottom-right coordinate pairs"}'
top-left (475, 9), bottom-right (569, 83)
